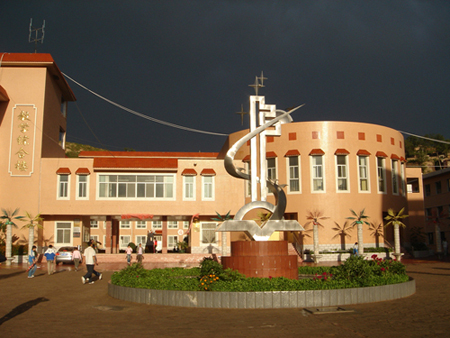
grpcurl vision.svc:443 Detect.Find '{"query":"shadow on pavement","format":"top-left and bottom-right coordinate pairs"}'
top-left (0, 297), bottom-right (49, 326)
top-left (0, 270), bottom-right (25, 280)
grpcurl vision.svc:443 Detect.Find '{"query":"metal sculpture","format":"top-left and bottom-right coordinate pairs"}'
top-left (216, 75), bottom-right (304, 241)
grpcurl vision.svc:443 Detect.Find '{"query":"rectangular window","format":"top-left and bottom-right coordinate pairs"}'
top-left (358, 156), bottom-right (369, 192)
top-left (392, 160), bottom-right (399, 194)
top-left (336, 155), bottom-right (349, 191)
top-left (58, 174), bottom-right (69, 199)
top-left (183, 176), bottom-right (195, 200)
top-left (155, 235), bottom-right (162, 252)
top-left (183, 221), bottom-right (189, 229)
top-left (136, 221), bottom-right (146, 229)
top-left (426, 208), bottom-right (432, 220)
top-left (407, 178), bottom-right (420, 193)
top-left (55, 222), bottom-right (72, 245)
top-left (98, 174), bottom-right (174, 199)
top-left (425, 184), bottom-right (431, 196)
top-left (202, 176), bottom-right (214, 200)
top-left (168, 235), bottom-right (178, 250)
top-left (311, 155), bottom-right (324, 192)
top-left (201, 222), bottom-right (217, 244)
top-left (120, 236), bottom-right (131, 249)
top-left (436, 181), bottom-right (442, 194)
top-left (90, 235), bottom-right (98, 243)
top-left (267, 158), bottom-right (277, 181)
top-left (120, 220), bottom-right (131, 229)
top-left (76, 175), bottom-right (88, 199)
top-left (377, 157), bottom-right (386, 193)
top-left (136, 235), bottom-right (147, 246)
top-left (152, 221), bottom-right (162, 229)
top-left (168, 221), bottom-right (178, 229)
top-left (400, 162), bottom-right (406, 196)
top-left (90, 220), bottom-right (98, 229)
top-left (246, 162), bottom-right (251, 196)
top-left (287, 156), bottom-right (300, 192)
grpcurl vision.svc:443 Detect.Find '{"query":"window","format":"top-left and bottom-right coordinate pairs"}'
top-left (183, 176), bottom-right (195, 200)
top-left (168, 221), bottom-right (178, 229)
top-left (120, 220), bottom-right (131, 229)
top-left (311, 155), bottom-right (324, 192)
top-left (267, 158), bottom-right (277, 181)
top-left (425, 208), bottom-right (432, 220)
top-left (136, 221), bottom-right (146, 229)
top-left (425, 184), bottom-right (431, 196)
top-left (358, 156), bottom-right (369, 192)
top-left (377, 157), bottom-right (386, 193)
top-left (155, 235), bottom-right (162, 251)
top-left (58, 174), bottom-right (69, 199)
top-left (202, 176), bottom-right (214, 200)
top-left (400, 162), bottom-right (406, 196)
top-left (61, 100), bottom-right (67, 117)
top-left (120, 236), bottom-right (131, 249)
top-left (183, 221), bottom-right (189, 229)
top-left (336, 155), bottom-right (349, 191)
top-left (391, 160), bottom-right (399, 194)
top-left (90, 235), bottom-right (98, 243)
top-left (90, 220), bottom-right (98, 229)
top-left (407, 178), bottom-right (420, 193)
top-left (59, 127), bottom-right (66, 149)
top-left (201, 222), bottom-right (217, 244)
top-left (287, 156), bottom-right (300, 192)
top-left (136, 236), bottom-right (146, 246)
top-left (55, 222), bottom-right (71, 245)
top-left (98, 174), bottom-right (174, 199)
top-left (436, 181), bottom-right (442, 194)
top-left (76, 175), bottom-right (88, 199)
top-left (168, 235), bottom-right (178, 249)
top-left (428, 232), bottom-right (434, 245)
top-left (152, 221), bottom-right (162, 229)
top-left (246, 162), bottom-right (252, 196)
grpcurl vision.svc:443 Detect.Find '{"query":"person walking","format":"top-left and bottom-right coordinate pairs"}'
top-left (44, 245), bottom-right (56, 275)
top-left (72, 246), bottom-right (82, 271)
top-left (81, 241), bottom-right (102, 284)
top-left (146, 230), bottom-right (154, 254)
top-left (125, 244), bottom-right (133, 266)
top-left (136, 243), bottom-right (144, 264)
top-left (27, 245), bottom-right (38, 278)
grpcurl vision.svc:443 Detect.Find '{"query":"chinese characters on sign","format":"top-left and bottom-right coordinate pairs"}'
top-left (10, 105), bottom-right (36, 176)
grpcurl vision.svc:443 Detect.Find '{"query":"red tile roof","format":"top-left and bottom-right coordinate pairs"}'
top-left (309, 149), bottom-right (325, 155)
top-left (93, 158), bottom-right (177, 170)
top-left (284, 149), bottom-right (300, 157)
top-left (266, 151), bottom-right (277, 158)
top-left (200, 168), bottom-right (216, 176)
top-left (391, 154), bottom-right (400, 160)
top-left (376, 151), bottom-right (388, 158)
top-left (79, 151), bottom-right (219, 159)
top-left (75, 168), bottom-right (90, 175)
top-left (357, 149), bottom-right (371, 156)
top-left (181, 168), bottom-right (197, 176)
top-left (335, 148), bottom-right (350, 155)
top-left (56, 167), bottom-right (71, 174)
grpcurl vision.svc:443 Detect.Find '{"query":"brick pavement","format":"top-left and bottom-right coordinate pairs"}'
top-left (0, 259), bottom-right (449, 337)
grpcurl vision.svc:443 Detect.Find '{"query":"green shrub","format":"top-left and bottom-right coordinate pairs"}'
top-left (199, 257), bottom-right (223, 276)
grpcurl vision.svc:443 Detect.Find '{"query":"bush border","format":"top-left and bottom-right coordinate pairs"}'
top-left (108, 278), bottom-right (415, 308)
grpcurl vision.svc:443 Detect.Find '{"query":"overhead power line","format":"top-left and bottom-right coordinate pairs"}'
top-left (399, 130), bottom-right (450, 145)
top-left (62, 73), bottom-right (228, 137)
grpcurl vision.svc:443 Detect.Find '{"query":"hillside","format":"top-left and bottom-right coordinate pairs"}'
top-left (65, 142), bottom-right (108, 158)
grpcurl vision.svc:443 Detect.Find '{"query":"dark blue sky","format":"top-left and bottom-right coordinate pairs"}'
top-left (3, 1), bottom-right (450, 152)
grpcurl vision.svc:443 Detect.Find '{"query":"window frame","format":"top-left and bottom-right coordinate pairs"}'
top-left (377, 157), bottom-right (387, 194)
top-left (183, 175), bottom-right (196, 201)
top-left (286, 156), bottom-right (300, 193)
top-left (200, 222), bottom-right (218, 244)
top-left (391, 159), bottom-right (399, 195)
top-left (55, 221), bottom-right (72, 246)
top-left (202, 175), bottom-right (215, 200)
top-left (168, 221), bottom-right (178, 229)
top-left (336, 154), bottom-right (349, 192)
top-left (136, 221), bottom-right (147, 229)
top-left (76, 174), bottom-right (89, 200)
top-left (119, 235), bottom-right (131, 249)
top-left (120, 220), bottom-right (131, 229)
top-left (90, 220), bottom-right (99, 229)
top-left (57, 174), bottom-right (70, 200)
top-left (357, 155), bottom-right (370, 193)
top-left (311, 155), bottom-right (325, 193)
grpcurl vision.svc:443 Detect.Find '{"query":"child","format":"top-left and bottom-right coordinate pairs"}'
top-left (125, 244), bottom-right (133, 265)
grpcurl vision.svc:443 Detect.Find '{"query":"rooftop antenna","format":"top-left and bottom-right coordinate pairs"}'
top-left (29, 18), bottom-right (45, 53)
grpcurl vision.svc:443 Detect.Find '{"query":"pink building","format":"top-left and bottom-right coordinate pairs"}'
top-left (0, 53), bottom-right (426, 259)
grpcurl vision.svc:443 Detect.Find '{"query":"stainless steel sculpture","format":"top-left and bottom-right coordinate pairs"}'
top-left (216, 75), bottom-right (304, 241)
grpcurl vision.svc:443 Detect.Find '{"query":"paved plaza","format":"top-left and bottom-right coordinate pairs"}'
top-left (1, 258), bottom-right (449, 337)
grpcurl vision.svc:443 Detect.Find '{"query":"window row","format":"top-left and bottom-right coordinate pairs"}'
top-left (57, 174), bottom-right (216, 201)
top-left (424, 178), bottom-right (450, 197)
top-left (248, 154), bottom-right (406, 195)
top-left (118, 220), bottom-right (190, 230)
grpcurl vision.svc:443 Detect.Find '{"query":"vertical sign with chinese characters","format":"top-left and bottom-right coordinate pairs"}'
top-left (9, 105), bottom-right (37, 176)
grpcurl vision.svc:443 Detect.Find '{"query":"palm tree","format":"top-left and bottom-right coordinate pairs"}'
top-left (304, 210), bottom-right (329, 262)
top-left (0, 208), bottom-right (24, 265)
top-left (384, 207), bottom-right (409, 260)
top-left (21, 212), bottom-right (43, 253)
top-left (331, 221), bottom-right (353, 250)
top-left (369, 222), bottom-right (384, 248)
top-left (347, 209), bottom-right (370, 255)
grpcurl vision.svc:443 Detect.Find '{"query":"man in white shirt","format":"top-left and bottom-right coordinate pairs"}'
top-left (81, 241), bottom-right (102, 284)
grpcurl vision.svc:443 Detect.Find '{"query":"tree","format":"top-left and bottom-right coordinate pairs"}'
top-left (0, 208), bottom-right (24, 265)
top-left (21, 212), bottom-right (43, 253)
top-left (384, 207), bottom-right (409, 259)
top-left (368, 222), bottom-right (384, 248)
top-left (331, 221), bottom-right (353, 250)
top-left (347, 209), bottom-right (370, 255)
top-left (304, 210), bottom-right (329, 261)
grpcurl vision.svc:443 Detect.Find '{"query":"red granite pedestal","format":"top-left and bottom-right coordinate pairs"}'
top-left (221, 240), bottom-right (298, 279)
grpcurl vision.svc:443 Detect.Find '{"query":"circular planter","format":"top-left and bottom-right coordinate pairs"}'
top-left (108, 278), bottom-right (415, 309)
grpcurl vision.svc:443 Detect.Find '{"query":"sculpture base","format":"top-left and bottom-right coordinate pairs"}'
top-left (221, 240), bottom-right (298, 279)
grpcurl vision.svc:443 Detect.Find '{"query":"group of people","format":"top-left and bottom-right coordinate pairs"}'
top-left (27, 239), bottom-right (102, 285)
